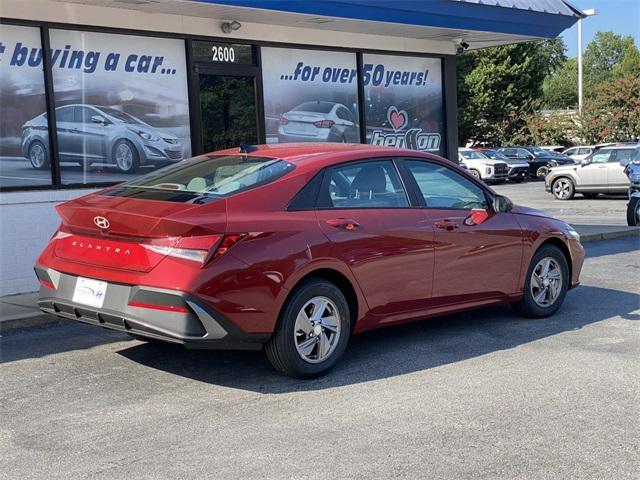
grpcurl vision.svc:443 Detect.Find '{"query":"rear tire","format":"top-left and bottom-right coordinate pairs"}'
top-left (627, 196), bottom-right (640, 226)
top-left (265, 279), bottom-right (350, 378)
top-left (512, 244), bottom-right (569, 318)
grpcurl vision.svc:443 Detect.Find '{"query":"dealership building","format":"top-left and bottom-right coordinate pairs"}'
top-left (0, 0), bottom-right (581, 296)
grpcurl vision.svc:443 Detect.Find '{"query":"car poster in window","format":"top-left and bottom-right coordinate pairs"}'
top-left (363, 54), bottom-right (444, 156)
top-left (0, 24), bottom-right (51, 188)
top-left (48, 29), bottom-right (191, 184)
top-left (261, 47), bottom-right (360, 144)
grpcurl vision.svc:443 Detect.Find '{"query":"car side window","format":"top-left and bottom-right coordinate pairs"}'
top-left (76, 107), bottom-right (95, 124)
top-left (56, 106), bottom-right (75, 123)
top-left (318, 160), bottom-right (409, 209)
top-left (564, 148), bottom-right (575, 156)
top-left (404, 160), bottom-right (489, 210)
top-left (578, 148), bottom-right (591, 155)
top-left (517, 149), bottom-right (530, 158)
top-left (590, 150), bottom-right (611, 164)
top-left (612, 149), bottom-right (633, 163)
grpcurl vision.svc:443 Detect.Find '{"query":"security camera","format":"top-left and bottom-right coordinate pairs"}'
top-left (456, 40), bottom-right (470, 54)
top-left (221, 20), bottom-right (242, 34)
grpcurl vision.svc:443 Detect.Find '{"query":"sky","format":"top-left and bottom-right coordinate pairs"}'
top-left (560, 0), bottom-right (640, 57)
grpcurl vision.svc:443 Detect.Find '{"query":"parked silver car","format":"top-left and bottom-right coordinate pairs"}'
top-left (22, 104), bottom-right (183, 173)
top-left (545, 144), bottom-right (638, 200)
top-left (278, 101), bottom-right (359, 143)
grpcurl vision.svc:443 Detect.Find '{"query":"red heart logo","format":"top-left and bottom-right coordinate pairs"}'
top-left (388, 107), bottom-right (408, 131)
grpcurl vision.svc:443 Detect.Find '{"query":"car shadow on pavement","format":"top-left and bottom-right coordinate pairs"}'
top-left (116, 284), bottom-right (638, 393)
top-left (0, 321), bottom-right (129, 363)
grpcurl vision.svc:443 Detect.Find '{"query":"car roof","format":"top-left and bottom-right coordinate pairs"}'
top-left (211, 143), bottom-right (448, 171)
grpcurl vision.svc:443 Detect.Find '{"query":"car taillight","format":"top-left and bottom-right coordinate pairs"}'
top-left (51, 224), bottom-right (72, 241)
top-left (279, 115), bottom-right (289, 125)
top-left (314, 120), bottom-right (335, 128)
top-left (142, 234), bottom-right (245, 267)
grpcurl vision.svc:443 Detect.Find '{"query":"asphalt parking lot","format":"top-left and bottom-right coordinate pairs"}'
top-left (1, 236), bottom-right (638, 480)
top-left (493, 180), bottom-right (629, 226)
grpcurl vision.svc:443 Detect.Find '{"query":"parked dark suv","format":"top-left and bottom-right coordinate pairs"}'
top-left (498, 146), bottom-right (574, 179)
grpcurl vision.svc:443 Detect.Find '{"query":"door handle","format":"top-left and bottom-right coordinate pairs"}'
top-left (434, 220), bottom-right (459, 231)
top-left (325, 218), bottom-right (360, 230)
top-left (598, 165), bottom-right (606, 168)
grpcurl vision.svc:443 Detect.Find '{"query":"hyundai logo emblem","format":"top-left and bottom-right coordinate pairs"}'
top-left (93, 216), bottom-right (110, 230)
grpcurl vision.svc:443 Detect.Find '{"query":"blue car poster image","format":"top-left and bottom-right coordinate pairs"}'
top-left (363, 54), bottom-right (444, 156)
top-left (261, 47), bottom-right (360, 144)
top-left (10, 28), bottom-right (192, 184)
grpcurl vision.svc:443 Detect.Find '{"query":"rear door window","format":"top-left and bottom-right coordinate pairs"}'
top-left (318, 160), bottom-right (409, 209)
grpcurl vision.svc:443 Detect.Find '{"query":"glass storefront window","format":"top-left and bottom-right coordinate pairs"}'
top-left (48, 29), bottom-right (191, 185)
top-left (0, 24), bottom-right (52, 188)
top-left (362, 54), bottom-right (445, 156)
top-left (261, 47), bottom-right (360, 145)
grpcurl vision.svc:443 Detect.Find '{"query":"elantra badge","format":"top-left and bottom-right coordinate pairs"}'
top-left (94, 216), bottom-right (110, 230)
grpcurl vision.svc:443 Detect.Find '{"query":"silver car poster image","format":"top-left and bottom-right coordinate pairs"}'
top-left (363, 54), bottom-right (444, 156)
top-left (261, 47), bottom-right (360, 144)
top-left (0, 25), bottom-right (51, 188)
top-left (4, 27), bottom-right (192, 185)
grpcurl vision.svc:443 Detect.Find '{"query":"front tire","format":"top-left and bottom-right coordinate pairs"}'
top-left (627, 196), bottom-right (640, 226)
top-left (265, 279), bottom-right (351, 378)
top-left (512, 245), bottom-right (569, 318)
top-left (552, 177), bottom-right (575, 200)
top-left (28, 141), bottom-right (49, 170)
top-left (112, 139), bottom-right (139, 174)
top-left (536, 165), bottom-right (550, 179)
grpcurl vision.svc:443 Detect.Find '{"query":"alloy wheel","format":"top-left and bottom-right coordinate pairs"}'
top-left (530, 257), bottom-right (563, 308)
top-left (115, 143), bottom-right (133, 171)
top-left (30, 143), bottom-right (46, 168)
top-left (536, 166), bottom-right (549, 178)
top-left (553, 179), bottom-right (572, 199)
top-left (294, 296), bottom-right (341, 364)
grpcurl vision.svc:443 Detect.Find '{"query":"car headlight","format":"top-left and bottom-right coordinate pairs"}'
top-left (564, 226), bottom-right (580, 242)
top-left (133, 130), bottom-right (159, 142)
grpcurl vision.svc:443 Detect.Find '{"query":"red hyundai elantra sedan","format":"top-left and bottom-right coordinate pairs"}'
top-left (36, 144), bottom-right (584, 378)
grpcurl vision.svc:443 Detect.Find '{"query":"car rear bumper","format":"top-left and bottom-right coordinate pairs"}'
top-left (35, 266), bottom-right (269, 350)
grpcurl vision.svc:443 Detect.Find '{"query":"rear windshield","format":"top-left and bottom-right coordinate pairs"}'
top-left (293, 102), bottom-right (334, 113)
top-left (103, 155), bottom-right (295, 203)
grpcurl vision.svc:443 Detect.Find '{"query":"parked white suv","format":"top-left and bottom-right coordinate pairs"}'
top-left (545, 144), bottom-right (637, 200)
top-left (458, 148), bottom-right (508, 182)
top-left (562, 146), bottom-right (594, 163)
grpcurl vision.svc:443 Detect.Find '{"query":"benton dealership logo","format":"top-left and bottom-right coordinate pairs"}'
top-left (370, 106), bottom-right (441, 152)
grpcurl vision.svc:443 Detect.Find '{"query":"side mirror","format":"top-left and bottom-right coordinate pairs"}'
top-left (581, 158), bottom-right (590, 166)
top-left (91, 115), bottom-right (107, 125)
top-left (527, 154), bottom-right (534, 160)
top-left (493, 194), bottom-right (513, 213)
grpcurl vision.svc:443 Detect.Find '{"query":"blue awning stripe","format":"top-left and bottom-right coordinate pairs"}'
top-left (193, 0), bottom-right (582, 39)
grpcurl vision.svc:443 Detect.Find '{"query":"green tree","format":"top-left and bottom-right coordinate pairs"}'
top-left (457, 38), bottom-right (566, 145)
top-left (612, 45), bottom-right (640, 79)
top-left (584, 31), bottom-right (637, 88)
top-left (543, 57), bottom-right (578, 109)
top-left (579, 76), bottom-right (640, 143)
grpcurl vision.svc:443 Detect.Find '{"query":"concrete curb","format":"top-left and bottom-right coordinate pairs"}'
top-left (1, 229), bottom-right (637, 333)
top-left (575, 228), bottom-right (640, 243)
